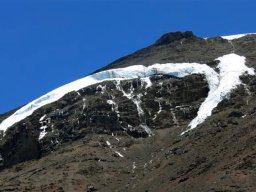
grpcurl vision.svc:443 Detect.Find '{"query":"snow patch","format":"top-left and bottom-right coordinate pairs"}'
top-left (96, 85), bottom-right (106, 94)
top-left (106, 141), bottom-right (111, 147)
top-left (107, 100), bottom-right (120, 117)
top-left (153, 100), bottom-right (162, 120)
top-left (141, 77), bottom-right (152, 88)
top-left (39, 125), bottom-right (47, 140)
top-left (140, 124), bottom-right (152, 135)
top-left (39, 115), bottom-right (46, 122)
top-left (82, 98), bottom-right (87, 111)
top-left (221, 33), bottom-right (256, 40)
top-left (132, 162), bottom-right (136, 173)
top-left (114, 151), bottom-right (124, 158)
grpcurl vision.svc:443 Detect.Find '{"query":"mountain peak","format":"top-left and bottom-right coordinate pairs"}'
top-left (0, 31), bottom-right (256, 191)
top-left (154, 31), bottom-right (196, 46)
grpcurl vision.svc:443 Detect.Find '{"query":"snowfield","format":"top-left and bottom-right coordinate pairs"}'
top-left (221, 33), bottom-right (256, 40)
top-left (0, 53), bottom-right (254, 134)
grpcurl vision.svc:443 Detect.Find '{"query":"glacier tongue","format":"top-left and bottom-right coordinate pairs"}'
top-left (0, 54), bottom-right (254, 134)
top-left (185, 54), bottom-right (255, 134)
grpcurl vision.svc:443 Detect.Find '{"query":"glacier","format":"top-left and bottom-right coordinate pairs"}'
top-left (0, 53), bottom-right (254, 134)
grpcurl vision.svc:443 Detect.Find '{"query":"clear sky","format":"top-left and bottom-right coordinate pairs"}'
top-left (0, 0), bottom-right (256, 114)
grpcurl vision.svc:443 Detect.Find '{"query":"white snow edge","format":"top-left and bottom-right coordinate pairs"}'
top-left (221, 33), bottom-right (256, 40)
top-left (0, 54), bottom-right (254, 135)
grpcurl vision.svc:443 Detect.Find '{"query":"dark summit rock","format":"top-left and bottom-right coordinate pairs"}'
top-left (154, 31), bottom-right (196, 46)
top-left (94, 30), bottom-right (235, 73)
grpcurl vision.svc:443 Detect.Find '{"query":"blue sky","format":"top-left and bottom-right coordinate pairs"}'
top-left (0, 0), bottom-right (256, 114)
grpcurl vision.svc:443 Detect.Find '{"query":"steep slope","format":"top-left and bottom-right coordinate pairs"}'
top-left (0, 31), bottom-right (256, 192)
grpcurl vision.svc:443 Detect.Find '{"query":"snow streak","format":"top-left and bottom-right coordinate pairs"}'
top-left (184, 54), bottom-right (255, 134)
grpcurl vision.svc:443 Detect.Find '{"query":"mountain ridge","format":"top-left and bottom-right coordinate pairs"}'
top-left (0, 31), bottom-right (256, 192)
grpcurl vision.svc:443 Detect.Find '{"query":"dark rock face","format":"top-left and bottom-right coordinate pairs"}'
top-left (154, 31), bottom-right (196, 46)
top-left (0, 74), bottom-right (208, 167)
top-left (0, 32), bottom-right (256, 191)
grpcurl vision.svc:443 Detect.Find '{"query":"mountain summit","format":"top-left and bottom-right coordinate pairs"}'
top-left (0, 32), bottom-right (256, 192)
top-left (154, 31), bottom-right (196, 45)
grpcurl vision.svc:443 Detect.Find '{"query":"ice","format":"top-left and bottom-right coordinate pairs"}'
top-left (0, 53), bottom-right (254, 135)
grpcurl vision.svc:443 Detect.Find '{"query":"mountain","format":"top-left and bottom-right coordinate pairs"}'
top-left (0, 31), bottom-right (256, 192)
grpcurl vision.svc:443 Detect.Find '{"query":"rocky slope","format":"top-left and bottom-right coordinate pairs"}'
top-left (0, 31), bottom-right (256, 192)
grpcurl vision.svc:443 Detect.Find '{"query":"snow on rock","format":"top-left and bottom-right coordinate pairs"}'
top-left (153, 99), bottom-right (162, 120)
top-left (183, 54), bottom-right (255, 134)
top-left (141, 77), bottom-right (152, 88)
top-left (114, 151), bottom-right (124, 158)
top-left (106, 140), bottom-right (113, 149)
top-left (106, 141), bottom-right (111, 147)
top-left (0, 53), bottom-right (254, 135)
top-left (107, 100), bottom-right (120, 117)
top-left (39, 125), bottom-right (47, 140)
top-left (39, 114), bottom-right (46, 122)
top-left (221, 33), bottom-right (256, 40)
top-left (82, 98), bottom-right (87, 111)
top-left (96, 85), bottom-right (106, 94)
top-left (114, 80), bottom-right (153, 134)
